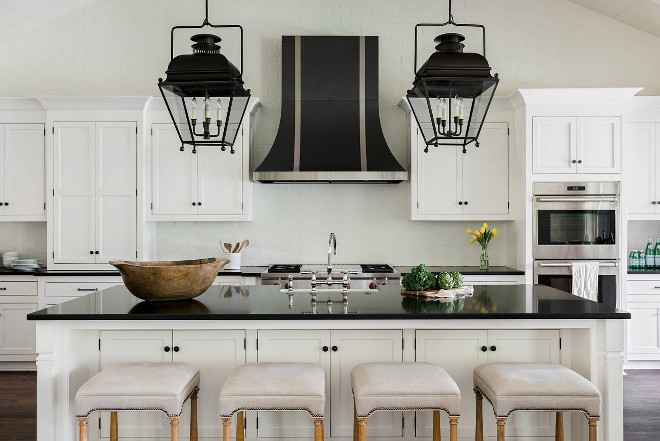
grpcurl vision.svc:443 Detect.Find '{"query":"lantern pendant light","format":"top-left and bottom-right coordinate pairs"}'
top-left (158, 0), bottom-right (250, 154)
top-left (406, 0), bottom-right (499, 154)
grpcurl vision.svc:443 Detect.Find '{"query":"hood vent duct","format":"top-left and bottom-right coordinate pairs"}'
top-left (253, 36), bottom-right (407, 183)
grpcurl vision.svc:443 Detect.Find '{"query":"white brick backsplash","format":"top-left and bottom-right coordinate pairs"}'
top-left (0, 223), bottom-right (47, 265)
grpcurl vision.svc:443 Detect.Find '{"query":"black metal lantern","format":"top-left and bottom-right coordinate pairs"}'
top-left (158, 1), bottom-right (250, 154)
top-left (406, 0), bottom-right (499, 154)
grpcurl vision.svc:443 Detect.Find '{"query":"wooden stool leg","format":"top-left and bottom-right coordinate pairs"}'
top-left (555, 412), bottom-right (563, 441)
top-left (353, 402), bottom-right (358, 441)
top-left (433, 410), bottom-right (441, 441)
top-left (237, 411), bottom-right (244, 441)
top-left (314, 417), bottom-right (324, 441)
top-left (496, 418), bottom-right (506, 441)
top-left (77, 418), bottom-right (88, 441)
top-left (357, 418), bottom-right (368, 441)
top-left (222, 417), bottom-right (232, 441)
top-left (588, 417), bottom-right (598, 441)
top-left (475, 391), bottom-right (483, 441)
top-left (170, 417), bottom-right (179, 441)
top-left (110, 412), bottom-right (118, 441)
top-left (449, 416), bottom-right (458, 441)
top-left (190, 389), bottom-right (198, 441)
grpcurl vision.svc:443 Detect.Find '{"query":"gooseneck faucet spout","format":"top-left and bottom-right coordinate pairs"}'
top-left (328, 233), bottom-right (337, 275)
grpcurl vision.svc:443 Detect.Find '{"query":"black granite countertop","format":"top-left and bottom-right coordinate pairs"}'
top-left (0, 266), bottom-right (267, 277)
top-left (396, 266), bottom-right (524, 276)
top-left (28, 284), bottom-right (629, 321)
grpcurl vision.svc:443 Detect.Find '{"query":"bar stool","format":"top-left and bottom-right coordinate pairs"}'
top-left (75, 362), bottom-right (200, 441)
top-left (219, 362), bottom-right (326, 441)
top-left (473, 363), bottom-right (601, 441)
top-left (351, 363), bottom-right (461, 441)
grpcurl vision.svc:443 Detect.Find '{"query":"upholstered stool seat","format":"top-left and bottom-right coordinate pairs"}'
top-left (75, 362), bottom-right (200, 441)
top-left (219, 362), bottom-right (325, 441)
top-left (473, 363), bottom-right (601, 441)
top-left (352, 363), bottom-right (460, 441)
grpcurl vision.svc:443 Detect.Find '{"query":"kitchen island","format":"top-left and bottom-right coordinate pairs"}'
top-left (29, 284), bottom-right (629, 441)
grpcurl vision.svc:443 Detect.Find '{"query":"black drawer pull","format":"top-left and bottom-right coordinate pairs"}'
top-left (0, 288), bottom-right (6, 291)
top-left (77, 288), bottom-right (98, 292)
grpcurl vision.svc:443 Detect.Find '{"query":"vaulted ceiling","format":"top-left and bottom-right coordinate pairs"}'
top-left (567, 0), bottom-right (660, 38)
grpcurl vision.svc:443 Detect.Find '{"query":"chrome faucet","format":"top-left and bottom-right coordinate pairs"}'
top-left (327, 233), bottom-right (337, 276)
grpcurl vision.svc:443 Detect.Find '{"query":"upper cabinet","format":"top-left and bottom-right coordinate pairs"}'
top-left (0, 124), bottom-right (45, 221)
top-left (532, 116), bottom-right (621, 174)
top-left (51, 121), bottom-right (137, 266)
top-left (623, 123), bottom-right (660, 216)
top-left (412, 122), bottom-right (510, 220)
top-left (148, 98), bottom-right (259, 222)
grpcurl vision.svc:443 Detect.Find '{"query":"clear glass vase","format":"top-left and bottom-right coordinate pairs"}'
top-left (480, 247), bottom-right (489, 270)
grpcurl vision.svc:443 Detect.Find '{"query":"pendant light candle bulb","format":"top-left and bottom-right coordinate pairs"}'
top-left (204, 97), bottom-right (210, 120)
top-left (441, 98), bottom-right (447, 120)
top-left (459, 97), bottom-right (464, 119)
top-left (191, 97), bottom-right (197, 120)
top-left (217, 99), bottom-right (222, 122)
top-left (436, 97), bottom-right (441, 118)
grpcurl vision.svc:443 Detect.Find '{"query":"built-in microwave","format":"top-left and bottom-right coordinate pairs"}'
top-left (533, 260), bottom-right (618, 308)
top-left (533, 182), bottom-right (619, 260)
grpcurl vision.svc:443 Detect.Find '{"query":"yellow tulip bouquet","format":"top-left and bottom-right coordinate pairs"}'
top-left (466, 223), bottom-right (498, 270)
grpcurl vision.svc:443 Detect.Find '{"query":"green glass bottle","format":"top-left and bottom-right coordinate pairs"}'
top-left (646, 237), bottom-right (655, 270)
top-left (655, 238), bottom-right (660, 270)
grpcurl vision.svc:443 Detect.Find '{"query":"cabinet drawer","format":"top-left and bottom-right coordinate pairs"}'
top-left (0, 281), bottom-right (38, 296)
top-left (44, 282), bottom-right (120, 297)
top-left (627, 280), bottom-right (660, 295)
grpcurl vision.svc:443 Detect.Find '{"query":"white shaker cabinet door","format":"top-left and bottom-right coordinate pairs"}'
top-left (485, 329), bottom-right (560, 438)
top-left (623, 123), bottom-right (656, 214)
top-left (173, 330), bottom-right (245, 439)
top-left (99, 330), bottom-right (173, 439)
top-left (152, 124), bottom-right (197, 215)
top-left (53, 122), bottom-right (96, 263)
top-left (414, 330), bottom-right (488, 440)
top-left (4, 124), bottom-right (45, 216)
top-left (330, 330), bottom-right (403, 439)
top-left (577, 116), bottom-right (621, 174)
top-left (416, 131), bottom-right (461, 215)
top-left (197, 131), bottom-right (243, 215)
top-left (627, 302), bottom-right (660, 357)
top-left (462, 123), bottom-right (509, 215)
top-left (256, 330), bottom-right (331, 439)
top-left (96, 122), bottom-right (136, 263)
top-left (532, 117), bottom-right (576, 174)
top-left (0, 125), bottom-right (5, 216)
top-left (0, 303), bottom-right (37, 355)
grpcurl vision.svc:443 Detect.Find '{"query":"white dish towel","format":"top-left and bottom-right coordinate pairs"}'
top-left (572, 261), bottom-right (599, 302)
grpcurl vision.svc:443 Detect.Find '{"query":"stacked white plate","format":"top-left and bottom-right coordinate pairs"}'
top-left (11, 259), bottom-right (41, 272)
top-left (2, 251), bottom-right (20, 269)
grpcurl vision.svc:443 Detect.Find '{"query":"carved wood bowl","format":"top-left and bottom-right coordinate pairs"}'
top-left (110, 257), bottom-right (230, 301)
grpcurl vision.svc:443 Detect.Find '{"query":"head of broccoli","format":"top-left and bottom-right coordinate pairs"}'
top-left (437, 272), bottom-right (454, 290)
top-left (402, 264), bottom-right (437, 291)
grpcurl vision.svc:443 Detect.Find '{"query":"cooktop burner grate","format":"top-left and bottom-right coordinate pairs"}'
top-left (267, 264), bottom-right (303, 273)
top-left (360, 264), bottom-right (394, 273)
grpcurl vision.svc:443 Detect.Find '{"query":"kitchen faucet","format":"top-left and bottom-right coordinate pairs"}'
top-left (327, 233), bottom-right (337, 277)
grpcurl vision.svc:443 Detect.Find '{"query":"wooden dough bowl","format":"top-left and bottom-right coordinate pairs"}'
top-left (110, 257), bottom-right (230, 301)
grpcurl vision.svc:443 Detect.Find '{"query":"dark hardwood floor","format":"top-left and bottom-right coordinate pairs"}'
top-left (0, 369), bottom-right (657, 440)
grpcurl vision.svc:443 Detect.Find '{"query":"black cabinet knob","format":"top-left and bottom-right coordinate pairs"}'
top-left (198, 202), bottom-right (202, 206)
top-left (322, 346), bottom-right (329, 352)
top-left (481, 346), bottom-right (487, 352)
top-left (571, 160), bottom-right (577, 164)
top-left (173, 346), bottom-right (180, 352)
top-left (464, 201), bottom-right (468, 205)
top-left (577, 159), bottom-right (582, 164)
top-left (490, 346), bottom-right (497, 352)
top-left (89, 251), bottom-right (93, 255)
top-left (3, 202), bottom-right (7, 206)
top-left (458, 201), bottom-right (463, 205)
top-left (331, 346), bottom-right (338, 352)
top-left (164, 346), bottom-right (171, 352)
top-left (192, 202), bottom-right (196, 206)
top-left (653, 201), bottom-right (657, 205)
top-left (95, 251), bottom-right (99, 254)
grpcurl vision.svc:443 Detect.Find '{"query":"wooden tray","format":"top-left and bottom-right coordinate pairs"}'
top-left (401, 285), bottom-right (474, 298)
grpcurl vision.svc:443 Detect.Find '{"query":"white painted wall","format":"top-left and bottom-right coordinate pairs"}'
top-left (1, 0), bottom-right (659, 266)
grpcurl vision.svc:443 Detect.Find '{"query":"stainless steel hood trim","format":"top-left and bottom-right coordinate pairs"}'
top-left (294, 36), bottom-right (301, 172)
top-left (359, 36), bottom-right (367, 171)
top-left (252, 170), bottom-right (408, 182)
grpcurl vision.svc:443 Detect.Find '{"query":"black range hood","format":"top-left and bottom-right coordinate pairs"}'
top-left (253, 36), bottom-right (407, 183)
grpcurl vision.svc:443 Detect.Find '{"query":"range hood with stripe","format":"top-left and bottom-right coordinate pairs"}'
top-left (253, 36), bottom-right (407, 183)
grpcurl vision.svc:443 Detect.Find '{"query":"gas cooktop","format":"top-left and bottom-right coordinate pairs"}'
top-left (265, 264), bottom-right (395, 274)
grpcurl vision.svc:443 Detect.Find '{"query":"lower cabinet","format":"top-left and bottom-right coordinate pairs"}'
top-left (0, 281), bottom-right (38, 363)
top-left (99, 330), bottom-right (245, 439)
top-left (627, 281), bottom-right (660, 361)
top-left (256, 329), bottom-right (403, 439)
top-left (415, 329), bottom-right (560, 439)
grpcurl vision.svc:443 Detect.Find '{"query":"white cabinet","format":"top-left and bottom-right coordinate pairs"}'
top-left (0, 281), bottom-right (38, 362)
top-left (0, 124), bottom-right (45, 220)
top-left (415, 329), bottom-right (560, 439)
top-left (256, 329), bottom-right (403, 439)
top-left (52, 122), bottom-right (136, 265)
top-left (532, 116), bottom-right (621, 174)
top-left (627, 280), bottom-right (660, 360)
top-left (623, 123), bottom-right (660, 215)
top-left (99, 330), bottom-right (245, 439)
top-left (413, 122), bottom-right (509, 219)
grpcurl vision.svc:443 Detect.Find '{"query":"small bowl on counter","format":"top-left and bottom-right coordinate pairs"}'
top-left (110, 257), bottom-right (230, 301)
